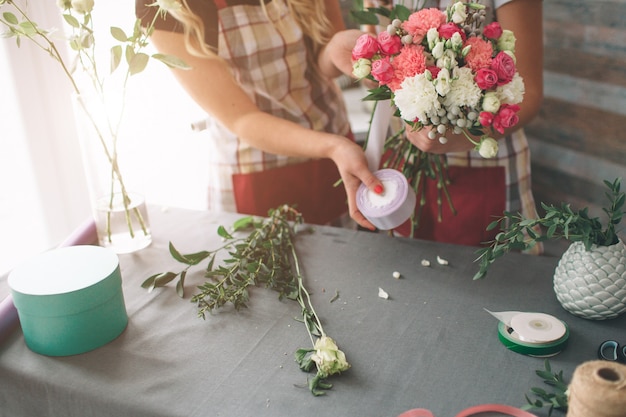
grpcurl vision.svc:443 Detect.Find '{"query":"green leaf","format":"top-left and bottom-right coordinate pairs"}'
top-left (232, 216), bottom-right (255, 232)
top-left (151, 53), bottom-right (190, 69)
top-left (110, 44), bottom-right (122, 73)
top-left (349, 10), bottom-right (379, 25)
top-left (176, 270), bottom-right (186, 298)
top-left (110, 26), bottom-right (127, 42)
top-left (153, 271), bottom-right (178, 287)
top-left (217, 225), bottom-right (233, 240)
top-left (128, 51), bottom-right (149, 75)
top-left (62, 13), bottom-right (80, 28)
top-left (3, 12), bottom-right (18, 25)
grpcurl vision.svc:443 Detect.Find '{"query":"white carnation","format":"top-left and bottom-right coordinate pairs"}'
top-left (496, 73), bottom-right (525, 104)
top-left (395, 74), bottom-right (441, 123)
top-left (443, 67), bottom-right (481, 109)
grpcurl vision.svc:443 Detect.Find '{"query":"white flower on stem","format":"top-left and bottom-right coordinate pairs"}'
top-left (450, 32), bottom-right (463, 50)
top-left (436, 49), bottom-right (457, 70)
top-left (431, 41), bottom-right (445, 60)
top-left (352, 58), bottom-right (372, 79)
top-left (478, 137), bottom-right (499, 158)
top-left (449, 2), bottom-right (468, 24)
top-left (395, 73), bottom-right (441, 123)
top-left (481, 91), bottom-right (501, 113)
top-left (426, 27), bottom-right (439, 49)
top-left (70, 0), bottom-right (94, 14)
top-left (435, 67), bottom-right (451, 96)
top-left (443, 67), bottom-right (481, 109)
top-left (311, 336), bottom-right (351, 378)
top-left (496, 73), bottom-right (525, 104)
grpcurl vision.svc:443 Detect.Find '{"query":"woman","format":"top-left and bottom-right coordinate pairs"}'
top-left (364, 0), bottom-right (544, 249)
top-left (135, 0), bottom-right (383, 229)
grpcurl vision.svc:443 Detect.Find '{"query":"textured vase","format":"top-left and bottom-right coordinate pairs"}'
top-left (553, 239), bottom-right (626, 320)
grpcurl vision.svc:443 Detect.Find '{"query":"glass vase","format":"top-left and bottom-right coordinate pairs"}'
top-left (73, 91), bottom-right (152, 253)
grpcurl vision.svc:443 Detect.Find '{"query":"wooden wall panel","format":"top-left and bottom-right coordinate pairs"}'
top-left (529, 0), bottom-right (626, 215)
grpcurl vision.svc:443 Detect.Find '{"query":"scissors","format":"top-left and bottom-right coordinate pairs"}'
top-left (598, 340), bottom-right (626, 364)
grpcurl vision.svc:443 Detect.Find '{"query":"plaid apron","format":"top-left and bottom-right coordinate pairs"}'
top-left (204, 0), bottom-right (352, 224)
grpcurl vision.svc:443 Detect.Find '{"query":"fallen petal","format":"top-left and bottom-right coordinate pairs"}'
top-left (436, 256), bottom-right (449, 265)
top-left (378, 287), bottom-right (389, 299)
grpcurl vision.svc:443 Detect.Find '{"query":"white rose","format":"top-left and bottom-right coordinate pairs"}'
top-left (71, 0), bottom-right (94, 14)
top-left (450, 2), bottom-right (468, 24)
top-left (481, 91), bottom-right (501, 113)
top-left (352, 58), bottom-right (371, 79)
top-left (478, 137), bottom-right (499, 158)
top-left (311, 336), bottom-right (350, 377)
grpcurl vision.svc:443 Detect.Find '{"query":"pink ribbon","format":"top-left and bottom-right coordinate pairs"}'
top-left (398, 404), bottom-right (538, 417)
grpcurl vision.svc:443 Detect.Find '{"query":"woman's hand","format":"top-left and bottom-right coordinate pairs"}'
top-left (328, 137), bottom-right (383, 230)
top-left (404, 123), bottom-right (480, 154)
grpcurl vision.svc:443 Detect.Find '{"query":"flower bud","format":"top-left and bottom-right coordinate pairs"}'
top-left (352, 58), bottom-right (371, 79)
top-left (70, 0), bottom-right (94, 14)
top-left (478, 137), bottom-right (499, 158)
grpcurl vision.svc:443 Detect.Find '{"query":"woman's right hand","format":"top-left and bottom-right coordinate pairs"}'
top-left (328, 137), bottom-right (383, 230)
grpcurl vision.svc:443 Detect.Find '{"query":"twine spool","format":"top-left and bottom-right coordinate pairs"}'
top-left (566, 360), bottom-right (626, 417)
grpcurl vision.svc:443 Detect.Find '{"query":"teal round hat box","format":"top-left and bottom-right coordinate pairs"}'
top-left (8, 245), bottom-right (128, 356)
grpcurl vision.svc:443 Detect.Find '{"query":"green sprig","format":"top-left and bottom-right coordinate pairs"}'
top-left (474, 178), bottom-right (624, 280)
top-left (522, 359), bottom-right (569, 416)
top-left (142, 205), bottom-right (348, 396)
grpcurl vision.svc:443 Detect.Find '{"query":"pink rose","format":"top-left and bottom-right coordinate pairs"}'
top-left (438, 22), bottom-right (465, 41)
top-left (490, 51), bottom-right (516, 85)
top-left (377, 31), bottom-right (402, 56)
top-left (371, 57), bottom-right (395, 85)
top-left (483, 22), bottom-right (503, 40)
top-left (479, 111), bottom-right (494, 127)
top-left (474, 68), bottom-right (498, 90)
top-left (492, 104), bottom-right (520, 133)
top-left (352, 34), bottom-right (379, 60)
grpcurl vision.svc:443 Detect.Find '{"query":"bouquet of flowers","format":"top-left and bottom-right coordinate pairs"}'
top-left (351, 1), bottom-right (524, 235)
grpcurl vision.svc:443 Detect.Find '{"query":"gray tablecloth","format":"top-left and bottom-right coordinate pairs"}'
top-left (1, 206), bottom-right (624, 417)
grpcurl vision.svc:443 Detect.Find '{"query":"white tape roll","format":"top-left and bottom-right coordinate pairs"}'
top-left (509, 312), bottom-right (567, 343)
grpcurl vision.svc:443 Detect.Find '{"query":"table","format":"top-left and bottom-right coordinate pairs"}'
top-left (1, 206), bottom-right (624, 417)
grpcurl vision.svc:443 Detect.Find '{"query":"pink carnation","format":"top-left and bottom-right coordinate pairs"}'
top-left (401, 8), bottom-right (446, 44)
top-left (464, 37), bottom-right (493, 71)
top-left (388, 44), bottom-right (427, 91)
top-left (352, 34), bottom-right (379, 60)
top-left (377, 31), bottom-right (402, 56)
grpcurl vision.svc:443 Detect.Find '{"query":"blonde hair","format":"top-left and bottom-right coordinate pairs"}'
top-left (172, 0), bottom-right (334, 59)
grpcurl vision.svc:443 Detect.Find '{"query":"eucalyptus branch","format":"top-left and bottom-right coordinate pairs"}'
top-left (474, 178), bottom-right (624, 280)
